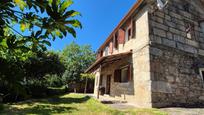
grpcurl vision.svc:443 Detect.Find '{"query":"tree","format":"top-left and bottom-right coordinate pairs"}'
top-left (24, 51), bottom-right (65, 80)
top-left (61, 42), bottom-right (95, 92)
top-left (0, 0), bottom-right (81, 54)
top-left (0, 0), bottom-right (81, 101)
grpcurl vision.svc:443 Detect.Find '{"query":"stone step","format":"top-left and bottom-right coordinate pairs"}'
top-left (101, 100), bottom-right (127, 104)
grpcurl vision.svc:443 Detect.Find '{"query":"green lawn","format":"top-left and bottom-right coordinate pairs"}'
top-left (0, 93), bottom-right (167, 115)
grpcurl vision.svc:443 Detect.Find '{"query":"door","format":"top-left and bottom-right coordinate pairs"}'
top-left (106, 75), bottom-right (111, 94)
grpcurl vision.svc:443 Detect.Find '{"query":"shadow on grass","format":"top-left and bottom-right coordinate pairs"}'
top-left (13, 105), bottom-right (77, 115)
top-left (27, 95), bottom-right (91, 105)
top-left (6, 95), bottom-right (91, 115)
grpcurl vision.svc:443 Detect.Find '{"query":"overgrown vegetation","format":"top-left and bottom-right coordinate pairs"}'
top-left (0, 0), bottom-right (96, 103)
top-left (0, 94), bottom-right (167, 115)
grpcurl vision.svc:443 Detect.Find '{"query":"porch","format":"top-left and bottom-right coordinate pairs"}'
top-left (86, 93), bottom-right (137, 110)
top-left (86, 51), bottom-right (135, 102)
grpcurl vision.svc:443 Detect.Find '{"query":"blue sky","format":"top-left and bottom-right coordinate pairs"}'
top-left (50, 0), bottom-right (136, 51)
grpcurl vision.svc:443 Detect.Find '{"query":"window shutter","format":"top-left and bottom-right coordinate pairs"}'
top-left (132, 20), bottom-right (136, 38)
top-left (114, 33), bottom-right (118, 49)
top-left (118, 29), bottom-right (125, 44)
top-left (114, 69), bottom-right (121, 82)
top-left (128, 65), bottom-right (132, 81)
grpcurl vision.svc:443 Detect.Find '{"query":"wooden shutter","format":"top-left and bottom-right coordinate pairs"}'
top-left (118, 29), bottom-right (125, 44)
top-left (127, 65), bottom-right (132, 81)
top-left (132, 20), bottom-right (136, 38)
top-left (100, 51), bottom-right (103, 57)
top-left (114, 69), bottom-right (121, 82)
top-left (114, 33), bottom-right (118, 49)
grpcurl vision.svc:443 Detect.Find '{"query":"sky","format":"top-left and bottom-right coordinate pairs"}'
top-left (49, 0), bottom-right (136, 51)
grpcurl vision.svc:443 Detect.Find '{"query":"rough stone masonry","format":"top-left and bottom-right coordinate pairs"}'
top-left (149, 0), bottom-right (204, 107)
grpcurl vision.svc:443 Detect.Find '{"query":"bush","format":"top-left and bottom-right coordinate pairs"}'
top-left (25, 79), bottom-right (48, 98)
top-left (46, 86), bottom-right (66, 96)
top-left (25, 77), bottom-right (67, 98)
top-left (44, 74), bottom-right (63, 87)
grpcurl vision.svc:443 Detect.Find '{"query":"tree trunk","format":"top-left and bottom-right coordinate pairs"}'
top-left (74, 88), bottom-right (77, 93)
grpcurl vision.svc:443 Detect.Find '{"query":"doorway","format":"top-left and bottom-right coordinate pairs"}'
top-left (106, 75), bottom-right (111, 94)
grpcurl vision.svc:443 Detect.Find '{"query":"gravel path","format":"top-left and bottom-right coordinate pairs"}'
top-left (161, 108), bottom-right (204, 115)
top-left (107, 103), bottom-right (136, 110)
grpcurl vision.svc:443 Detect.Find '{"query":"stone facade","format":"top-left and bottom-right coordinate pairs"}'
top-left (88, 0), bottom-right (204, 108)
top-left (149, 0), bottom-right (204, 107)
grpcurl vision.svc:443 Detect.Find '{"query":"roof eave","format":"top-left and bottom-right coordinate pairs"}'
top-left (85, 51), bottom-right (132, 73)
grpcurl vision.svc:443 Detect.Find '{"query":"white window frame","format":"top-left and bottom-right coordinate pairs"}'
top-left (121, 67), bottom-right (128, 83)
top-left (120, 65), bottom-right (129, 83)
top-left (104, 46), bottom-right (109, 56)
top-left (199, 68), bottom-right (204, 83)
top-left (200, 21), bottom-right (204, 33)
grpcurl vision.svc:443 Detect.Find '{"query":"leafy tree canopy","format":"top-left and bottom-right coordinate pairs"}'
top-left (61, 42), bottom-right (96, 85)
top-left (0, 0), bottom-right (81, 58)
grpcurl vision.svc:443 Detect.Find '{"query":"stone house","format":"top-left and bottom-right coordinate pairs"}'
top-left (86, 0), bottom-right (204, 108)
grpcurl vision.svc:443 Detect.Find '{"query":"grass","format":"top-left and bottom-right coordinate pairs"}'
top-left (47, 86), bottom-right (66, 90)
top-left (0, 104), bottom-right (4, 111)
top-left (0, 93), bottom-right (167, 115)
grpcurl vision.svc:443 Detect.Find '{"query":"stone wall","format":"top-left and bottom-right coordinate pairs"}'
top-left (149, 0), bottom-right (204, 107)
top-left (132, 7), bottom-right (152, 108)
top-left (133, 46), bottom-right (152, 108)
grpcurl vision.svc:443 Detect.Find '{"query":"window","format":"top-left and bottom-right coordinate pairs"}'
top-left (128, 29), bottom-right (131, 39)
top-left (183, 3), bottom-right (190, 12)
top-left (121, 67), bottom-right (128, 82)
top-left (200, 21), bottom-right (204, 33)
top-left (114, 65), bottom-right (131, 83)
top-left (105, 45), bottom-right (109, 56)
top-left (125, 28), bottom-right (132, 42)
top-left (109, 40), bottom-right (113, 54)
top-left (199, 68), bottom-right (204, 83)
top-left (185, 21), bottom-right (194, 39)
top-left (114, 33), bottom-right (118, 49)
top-left (132, 20), bottom-right (136, 38)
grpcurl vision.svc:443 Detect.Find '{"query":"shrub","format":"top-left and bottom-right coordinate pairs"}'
top-left (25, 79), bottom-right (48, 98)
top-left (44, 74), bottom-right (63, 87)
top-left (46, 86), bottom-right (66, 96)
